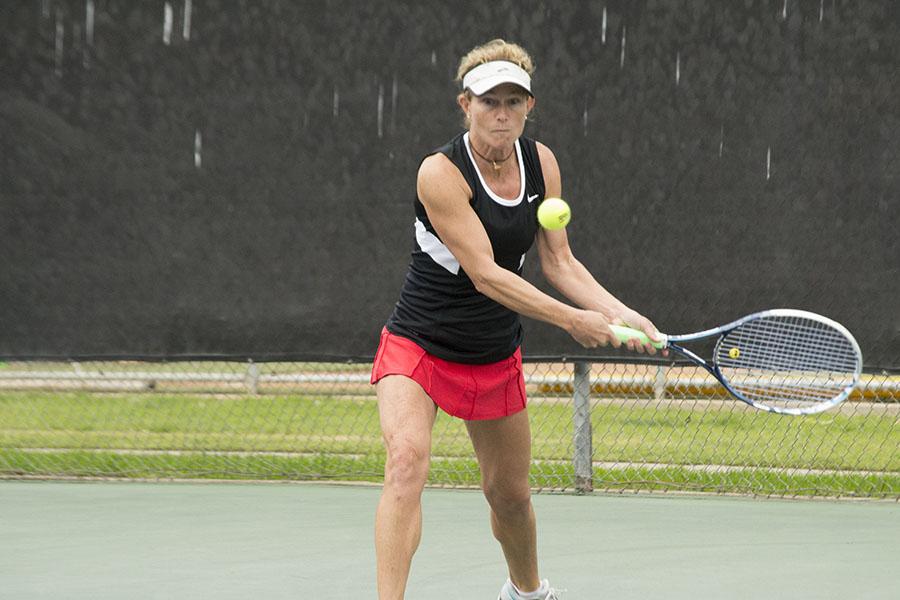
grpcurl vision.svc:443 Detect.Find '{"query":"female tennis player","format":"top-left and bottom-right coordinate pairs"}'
top-left (371, 39), bottom-right (662, 600)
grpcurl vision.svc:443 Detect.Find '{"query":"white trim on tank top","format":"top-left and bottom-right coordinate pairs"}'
top-left (463, 132), bottom-right (525, 207)
top-left (414, 218), bottom-right (460, 275)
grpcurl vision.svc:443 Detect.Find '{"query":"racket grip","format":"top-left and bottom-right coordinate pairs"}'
top-left (609, 325), bottom-right (667, 349)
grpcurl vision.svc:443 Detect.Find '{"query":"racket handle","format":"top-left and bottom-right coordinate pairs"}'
top-left (609, 325), bottom-right (667, 349)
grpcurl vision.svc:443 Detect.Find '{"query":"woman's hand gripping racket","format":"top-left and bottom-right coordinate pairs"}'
top-left (611, 309), bottom-right (863, 415)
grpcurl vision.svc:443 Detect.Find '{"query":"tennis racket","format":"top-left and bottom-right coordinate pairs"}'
top-left (610, 309), bottom-right (863, 415)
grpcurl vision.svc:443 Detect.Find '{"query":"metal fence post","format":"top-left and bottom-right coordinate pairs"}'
top-left (246, 360), bottom-right (259, 394)
top-left (654, 365), bottom-right (667, 400)
top-left (572, 361), bottom-right (593, 493)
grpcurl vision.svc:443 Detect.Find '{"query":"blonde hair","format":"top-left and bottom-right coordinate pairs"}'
top-left (455, 39), bottom-right (535, 87)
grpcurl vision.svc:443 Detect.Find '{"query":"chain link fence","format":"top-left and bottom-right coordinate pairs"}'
top-left (1, 360), bottom-right (896, 499)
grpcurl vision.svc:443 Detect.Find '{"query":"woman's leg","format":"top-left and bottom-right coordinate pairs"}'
top-left (374, 375), bottom-right (438, 600)
top-left (466, 410), bottom-right (540, 592)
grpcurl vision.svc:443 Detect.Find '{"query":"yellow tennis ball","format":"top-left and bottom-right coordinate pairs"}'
top-left (729, 347), bottom-right (740, 359)
top-left (537, 197), bottom-right (571, 230)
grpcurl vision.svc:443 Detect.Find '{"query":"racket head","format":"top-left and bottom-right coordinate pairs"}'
top-left (710, 309), bottom-right (862, 415)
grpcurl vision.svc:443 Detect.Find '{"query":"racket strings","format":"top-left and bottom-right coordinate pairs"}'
top-left (728, 322), bottom-right (858, 372)
top-left (721, 318), bottom-right (857, 372)
top-left (723, 319), bottom-right (858, 371)
top-left (715, 315), bottom-right (859, 408)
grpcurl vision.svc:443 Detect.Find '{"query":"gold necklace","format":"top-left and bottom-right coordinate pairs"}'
top-left (470, 143), bottom-right (515, 172)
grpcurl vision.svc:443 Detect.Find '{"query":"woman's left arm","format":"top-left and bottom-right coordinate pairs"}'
top-left (534, 142), bottom-right (662, 354)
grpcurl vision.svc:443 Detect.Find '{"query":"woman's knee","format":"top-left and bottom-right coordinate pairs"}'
top-left (383, 438), bottom-right (430, 491)
top-left (483, 479), bottom-right (532, 517)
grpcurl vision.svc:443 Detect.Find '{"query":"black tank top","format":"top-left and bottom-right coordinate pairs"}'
top-left (385, 132), bottom-right (546, 364)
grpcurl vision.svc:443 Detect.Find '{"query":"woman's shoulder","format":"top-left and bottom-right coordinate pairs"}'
top-left (523, 136), bottom-right (553, 155)
top-left (526, 138), bottom-right (560, 193)
top-left (530, 139), bottom-right (556, 163)
top-left (417, 150), bottom-right (470, 199)
top-left (520, 135), bottom-right (556, 164)
top-left (518, 135), bottom-right (554, 162)
top-left (418, 151), bottom-right (455, 178)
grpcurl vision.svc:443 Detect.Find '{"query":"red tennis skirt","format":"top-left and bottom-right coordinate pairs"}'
top-left (370, 328), bottom-right (527, 421)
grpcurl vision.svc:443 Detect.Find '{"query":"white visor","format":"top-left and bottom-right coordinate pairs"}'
top-left (462, 60), bottom-right (532, 96)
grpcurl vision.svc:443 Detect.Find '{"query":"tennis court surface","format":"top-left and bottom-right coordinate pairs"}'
top-left (1, 480), bottom-right (897, 599)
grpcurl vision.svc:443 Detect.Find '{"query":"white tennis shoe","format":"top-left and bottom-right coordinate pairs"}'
top-left (497, 578), bottom-right (562, 600)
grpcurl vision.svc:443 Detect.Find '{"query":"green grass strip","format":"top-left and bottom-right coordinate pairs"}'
top-left (2, 450), bottom-right (897, 499)
top-left (1, 390), bottom-right (897, 497)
